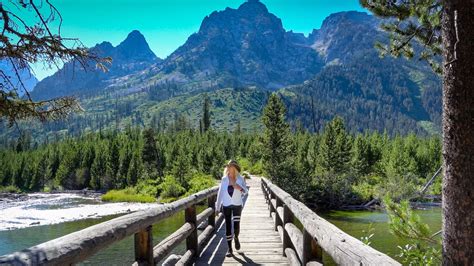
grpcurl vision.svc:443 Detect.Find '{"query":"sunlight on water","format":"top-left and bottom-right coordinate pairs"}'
top-left (0, 193), bottom-right (157, 231)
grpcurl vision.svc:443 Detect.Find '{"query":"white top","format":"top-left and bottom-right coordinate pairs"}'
top-left (215, 174), bottom-right (249, 211)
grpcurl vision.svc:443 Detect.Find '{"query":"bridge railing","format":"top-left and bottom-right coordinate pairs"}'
top-left (261, 177), bottom-right (401, 266)
top-left (0, 186), bottom-right (222, 266)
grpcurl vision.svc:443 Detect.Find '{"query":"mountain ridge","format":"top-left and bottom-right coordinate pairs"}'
top-left (30, 30), bottom-right (160, 101)
top-left (150, 0), bottom-right (323, 91)
top-left (17, 1), bottom-right (442, 139)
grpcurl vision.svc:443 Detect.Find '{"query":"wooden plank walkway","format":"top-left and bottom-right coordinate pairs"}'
top-left (194, 176), bottom-right (289, 265)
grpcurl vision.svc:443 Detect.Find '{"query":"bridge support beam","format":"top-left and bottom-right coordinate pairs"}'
top-left (208, 195), bottom-right (216, 228)
top-left (134, 225), bottom-right (153, 265)
top-left (282, 204), bottom-right (294, 257)
top-left (185, 205), bottom-right (199, 258)
top-left (275, 197), bottom-right (283, 231)
top-left (269, 192), bottom-right (276, 220)
top-left (303, 228), bottom-right (323, 264)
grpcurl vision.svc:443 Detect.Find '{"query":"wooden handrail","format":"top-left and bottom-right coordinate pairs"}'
top-left (261, 177), bottom-right (401, 266)
top-left (0, 186), bottom-right (220, 266)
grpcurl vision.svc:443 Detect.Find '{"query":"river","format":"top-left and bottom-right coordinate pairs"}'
top-left (0, 193), bottom-right (206, 265)
top-left (0, 193), bottom-right (441, 265)
top-left (320, 207), bottom-right (442, 264)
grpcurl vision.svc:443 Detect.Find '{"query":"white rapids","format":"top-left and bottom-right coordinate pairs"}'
top-left (0, 193), bottom-right (157, 231)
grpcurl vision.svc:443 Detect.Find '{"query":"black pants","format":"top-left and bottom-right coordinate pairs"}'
top-left (222, 204), bottom-right (242, 249)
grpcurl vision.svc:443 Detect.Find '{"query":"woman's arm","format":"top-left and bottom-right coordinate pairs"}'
top-left (215, 178), bottom-right (223, 213)
top-left (236, 175), bottom-right (249, 195)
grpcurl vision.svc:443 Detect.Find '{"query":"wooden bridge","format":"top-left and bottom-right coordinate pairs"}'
top-left (0, 175), bottom-right (400, 265)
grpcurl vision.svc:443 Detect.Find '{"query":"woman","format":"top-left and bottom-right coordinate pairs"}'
top-left (215, 159), bottom-right (249, 256)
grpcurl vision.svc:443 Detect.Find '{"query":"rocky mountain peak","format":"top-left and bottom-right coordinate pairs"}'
top-left (198, 0), bottom-right (282, 35)
top-left (160, 0), bottom-right (321, 90)
top-left (310, 11), bottom-right (380, 64)
top-left (115, 30), bottom-right (157, 61)
top-left (319, 11), bottom-right (376, 33)
top-left (237, 0), bottom-right (269, 16)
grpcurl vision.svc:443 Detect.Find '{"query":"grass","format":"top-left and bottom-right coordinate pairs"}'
top-left (0, 185), bottom-right (22, 193)
top-left (101, 188), bottom-right (156, 203)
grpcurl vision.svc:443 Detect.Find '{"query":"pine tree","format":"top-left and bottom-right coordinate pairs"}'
top-left (142, 128), bottom-right (159, 171)
top-left (127, 151), bottom-right (143, 186)
top-left (80, 143), bottom-right (95, 186)
top-left (261, 93), bottom-right (295, 188)
top-left (318, 116), bottom-right (352, 174)
top-left (351, 134), bottom-right (371, 177)
top-left (31, 152), bottom-right (50, 191)
top-left (90, 146), bottom-right (107, 190)
top-left (234, 119), bottom-right (242, 135)
top-left (171, 143), bottom-right (191, 188)
top-left (119, 144), bottom-right (133, 187)
top-left (55, 148), bottom-right (76, 189)
top-left (49, 148), bottom-right (61, 182)
top-left (1, 162), bottom-right (13, 187)
top-left (202, 94), bottom-right (211, 133)
top-left (360, 0), bottom-right (442, 73)
top-left (107, 139), bottom-right (121, 187)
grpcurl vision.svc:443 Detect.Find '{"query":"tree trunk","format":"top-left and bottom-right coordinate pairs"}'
top-left (441, 1), bottom-right (474, 265)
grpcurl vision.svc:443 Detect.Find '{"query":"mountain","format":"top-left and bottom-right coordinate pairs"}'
top-left (2, 0), bottom-right (442, 140)
top-left (0, 59), bottom-right (38, 96)
top-left (307, 11), bottom-right (383, 65)
top-left (30, 30), bottom-right (160, 100)
top-left (283, 10), bottom-right (442, 134)
top-left (148, 0), bottom-right (322, 91)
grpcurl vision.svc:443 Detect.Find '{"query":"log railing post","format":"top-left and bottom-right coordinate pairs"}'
top-left (269, 192), bottom-right (276, 219)
top-left (208, 195), bottom-right (216, 228)
top-left (275, 197), bottom-right (282, 231)
top-left (185, 205), bottom-right (199, 258)
top-left (303, 228), bottom-right (323, 264)
top-left (282, 204), bottom-right (293, 257)
top-left (261, 180), bottom-right (268, 205)
top-left (134, 225), bottom-right (153, 265)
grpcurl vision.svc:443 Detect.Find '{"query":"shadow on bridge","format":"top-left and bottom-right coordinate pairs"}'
top-left (195, 218), bottom-right (260, 265)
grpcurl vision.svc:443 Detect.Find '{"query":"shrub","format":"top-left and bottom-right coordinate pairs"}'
top-left (429, 177), bottom-right (442, 195)
top-left (135, 178), bottom-right (161, 197)
top-left (350, 174), bottom-right (383, 204)
top-left (237, 157), bottom-right (251, 172)
top-left (101, 188), bottom-right (156, 203)
top-left (352, 181), bottom-right (376, 202)
top-left (0, 185), bottom-right (21, 193)
top-left (185, 173), bottom-right (217, 196)
top-left (375, 173), bottom-right (419, 201)
top-left (159, 175), bottom-right (186, 200)
top-left (249, 159), bottom-right (264, 175)
top-left (301, 172), bottom-right (358, 209)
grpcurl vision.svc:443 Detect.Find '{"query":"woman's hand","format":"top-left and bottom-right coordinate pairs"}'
top-left (233, 183), bottom-right (243, 192)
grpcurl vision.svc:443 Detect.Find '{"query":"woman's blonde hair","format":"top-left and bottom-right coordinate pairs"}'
top-left (223, 165), bottom-right (240, 178)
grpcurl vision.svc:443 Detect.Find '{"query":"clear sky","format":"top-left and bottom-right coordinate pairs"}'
top-left (30, 0), bottom-right (365, 80)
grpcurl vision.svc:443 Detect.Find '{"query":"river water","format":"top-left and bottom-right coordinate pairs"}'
top-left (320, 207), bottom-right (442, 263)
top-left (0, 193), bottom-right (207, 265)
top-left (0, 193), bottom-right (441, 264)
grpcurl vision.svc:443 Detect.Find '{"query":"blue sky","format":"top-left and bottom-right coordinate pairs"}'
top-left (30, 0), bottom-right (365, 80)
